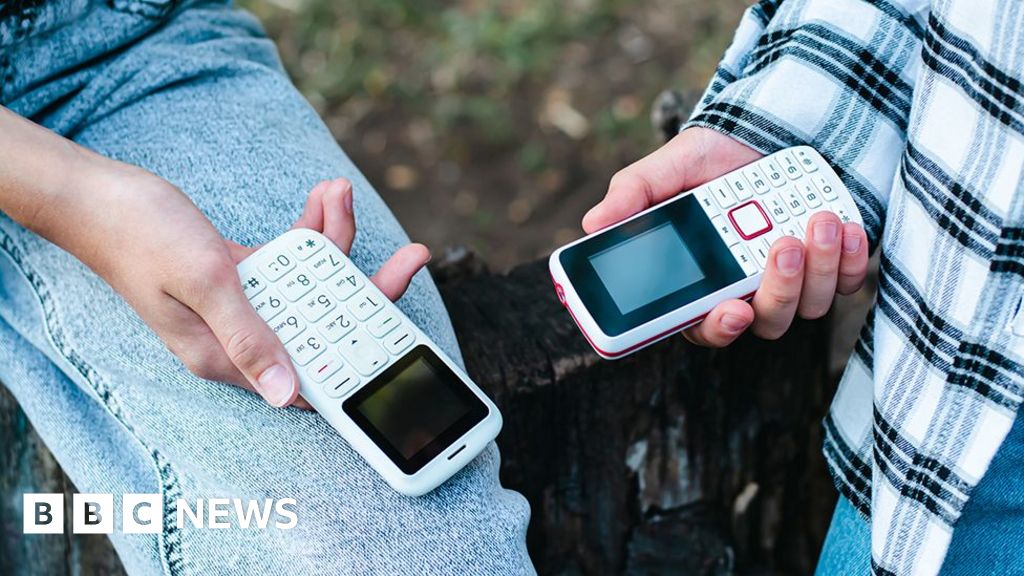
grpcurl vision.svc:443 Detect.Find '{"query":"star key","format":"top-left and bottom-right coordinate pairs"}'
top-left (291, 234), bottom-right (325, 261)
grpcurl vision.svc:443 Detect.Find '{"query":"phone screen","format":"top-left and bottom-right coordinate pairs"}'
top-left (588, 223), bottom-right (706, 314)
top-left (558, 193), bottom-right (743, 336)
top-left (343, 345), bottom-right (488, 474)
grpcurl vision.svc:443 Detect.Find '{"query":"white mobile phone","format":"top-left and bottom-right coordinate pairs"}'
top-left (238, 229), bottom-right (501, 496)
top-left (549, 146), bottom-right (862, 359)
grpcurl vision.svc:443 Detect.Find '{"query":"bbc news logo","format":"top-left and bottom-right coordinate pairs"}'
top-left (23, 494), bottom-right (298, 534)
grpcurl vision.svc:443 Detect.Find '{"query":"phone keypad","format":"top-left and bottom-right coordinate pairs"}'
top-left (240, 236), bottom-right (419, 399)
top-left (688, 147), bottom-right (862, 277)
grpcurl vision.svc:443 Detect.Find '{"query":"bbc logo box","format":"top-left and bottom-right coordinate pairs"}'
top-left (23, 493), bottom-right (156, 534)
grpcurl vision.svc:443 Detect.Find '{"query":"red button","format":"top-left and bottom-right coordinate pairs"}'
top-left (728, 201), bottom-right (773, 240)
top-left (554, 284), bottom-right (566, 306)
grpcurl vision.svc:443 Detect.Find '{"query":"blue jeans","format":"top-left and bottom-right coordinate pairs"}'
top-left (1, 1), bottom-right (533, 574)
top-left (816, 413), bottom-right (1024, 575)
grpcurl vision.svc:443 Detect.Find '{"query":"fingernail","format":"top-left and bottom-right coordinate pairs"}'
top-left (256, 364), bottom-right (294, 407)
top-left (776, 246), bottom-right (803, 275)
top-left (343, 189), bottom-right (354, 214)
top-left (813, 221), bottom-right (839, 246)
top-left (843, 234), bottom-right (862, 253)
top-left (721, 313), bottom-right (750, 333)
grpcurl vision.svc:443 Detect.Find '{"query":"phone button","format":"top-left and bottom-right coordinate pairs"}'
top-left (339, 329), bottom-right (389, 376)
top-left (310, 250), bottom-right (346, 280)
top-left (290, 234), bottom-right (325, 260)
top-left (728, 201), bottom-right (773, 240)
top-left (711, 215), bottom-right (739, 246)
top-left (322, 367), bottom-right (360, 399)
top-left (307, 353), bottom-right (344, 383)
top-left (554, 283), bottom-right (567, 305)
top-left (382, 328), bottom-right (415, 355)
top-left (729, 244), bottom-right (758, 276)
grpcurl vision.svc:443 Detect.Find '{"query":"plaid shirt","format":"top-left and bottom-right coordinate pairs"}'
top-left (686, 0), bottom-right (1024, 574)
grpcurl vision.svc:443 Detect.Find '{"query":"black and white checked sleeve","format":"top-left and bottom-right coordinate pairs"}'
top-left (684, 0), bottom-right (930, 246)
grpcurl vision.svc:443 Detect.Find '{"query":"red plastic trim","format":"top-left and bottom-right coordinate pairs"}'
top-left (549, 272), bottom-right (756, 358)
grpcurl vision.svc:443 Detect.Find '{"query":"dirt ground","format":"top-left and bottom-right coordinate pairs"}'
top-left (243, 0), bottom-right (750, 271)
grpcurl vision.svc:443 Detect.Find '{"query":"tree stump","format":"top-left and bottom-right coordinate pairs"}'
top-left (0, 251), bottom-right (841, 575)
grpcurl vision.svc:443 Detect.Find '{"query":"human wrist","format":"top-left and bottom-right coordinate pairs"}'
top-left (36, 145), bottom-right (171, 274)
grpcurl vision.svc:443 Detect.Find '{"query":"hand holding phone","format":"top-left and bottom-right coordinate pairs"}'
top-left (563, 128), bottom-right (869, 355)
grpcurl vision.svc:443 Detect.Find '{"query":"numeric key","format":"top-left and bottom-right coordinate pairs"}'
top-left (348, 293), bottom-right (383, 321)
top-left (814, 175), bottom-right (838, 201)
top-left (728, 174), bottom-right (754, 201)
top-left (261, 253), bottom-right (294, 281)
top-left (270, 314), bottom-right (305, 343)
top-left (797, 181), bottom-right (823, 208)
top-left (742, 166), bottom-right (771, 195)
top-left (783, 188), bottom-right (807, 215)
top-left (765, 194), bottom-right (790, 223)
top-left (320, 311), bottom-right (356, 342)
top-left (280, 270), bottom-right (315, 301)
top-left (250, 290), bottom-right (286, 321)
top-left (288, 334), bottom-right (327, 366)
top-left (328, 272), bottom-right (364, 301)
top-left (710, 182), bottom-right (737, 209)
top-left (298, 290), bottom-right (336, 322)
top-left (779, 154), bottom-right (803, 180)
top-left (763, 160), bottom-right (787, 188)
top-left (310, 250), bottom-right (346, 280)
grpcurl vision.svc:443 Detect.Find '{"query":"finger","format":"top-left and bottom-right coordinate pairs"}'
top-left (837, 223), bottom-right (869, 295)
top-left (371, 243), bottom-right (431, 302)
top-left (797, 212), bottom-right (843, 319)
top-left (750, 236), bottom-right (805, 340)
top-left (292, 180), bottom-right (331, 231)
top-left (582, 129), bottom-right (761, 233)
top-left (226, 180), bottom-right (338, 264)
top-left (320, 178), bottom-right (356, 254)
top-left (190, 271), bottom-right (300, 408)
top-left (682, 300), bottom-right (755, 348)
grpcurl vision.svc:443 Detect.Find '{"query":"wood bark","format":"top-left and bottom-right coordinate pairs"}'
top-left (0, 252), bottom-right (841, 575)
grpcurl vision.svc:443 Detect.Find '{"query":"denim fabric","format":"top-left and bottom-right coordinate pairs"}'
top-left (815, 497), bottom-right (871, 576)
top-left (0, 1), bottom-right (533, 574)
top-left (816, 413), bottom-right (1024, 575)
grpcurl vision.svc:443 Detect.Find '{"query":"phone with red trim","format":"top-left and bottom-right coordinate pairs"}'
top-left (549, 146), bottom-right (862, 359)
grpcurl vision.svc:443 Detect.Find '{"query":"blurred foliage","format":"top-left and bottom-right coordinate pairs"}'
top-left (240, 0), bottom-right (749, 268)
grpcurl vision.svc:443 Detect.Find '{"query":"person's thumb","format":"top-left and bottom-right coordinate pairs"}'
top-left (199, 281), bottom-right (299, 407)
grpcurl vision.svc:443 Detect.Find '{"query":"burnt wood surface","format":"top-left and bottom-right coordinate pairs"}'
top-left (0, 252), bottom-right (841, 575)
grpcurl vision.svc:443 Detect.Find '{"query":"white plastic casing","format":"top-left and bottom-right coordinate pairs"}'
top-left (549, 146), bottom-right (862, 360)
top-left (238, 229), bottom-right (501, 496)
